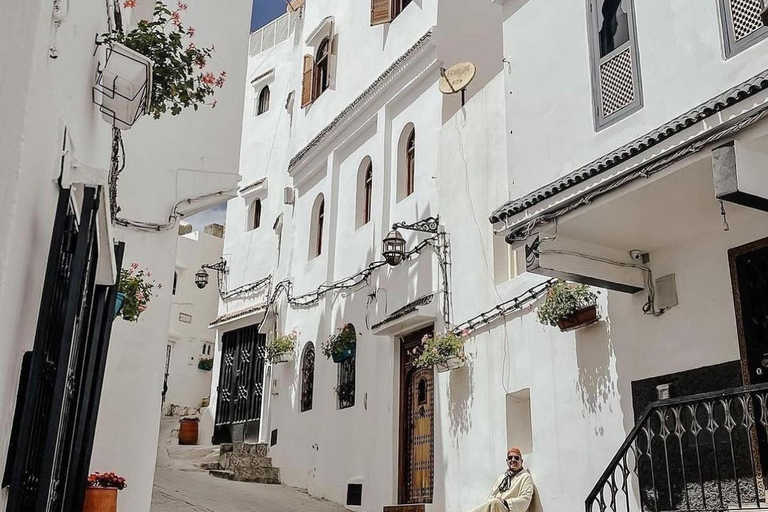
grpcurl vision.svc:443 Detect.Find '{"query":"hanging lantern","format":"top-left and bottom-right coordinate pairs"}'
top-left (382, 229), bottom-right (406, 266)
top-left (93, 42), bottom-right (153, 130)
top-left (195, 268), bottom-right (209, 289)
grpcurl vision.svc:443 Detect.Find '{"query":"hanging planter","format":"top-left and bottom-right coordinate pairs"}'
top-left (197, 357), bottom-right (213, 371)
top-left (97, 0), bottom-right (226, 124)
top-left (117, 262), bottom-right (160, 322)
top-left (266, 331), bottom-right (298, 364)
top-left (84, 472), bottom-right (126, 512)
top-left (322, 326), bottom-right (357, 363)
top-left (412, 331), bottom-right (467, 372)
top-left (537, 280), bottom-right (600, 332)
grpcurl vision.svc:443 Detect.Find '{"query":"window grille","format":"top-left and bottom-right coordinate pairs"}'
top-left (337, 355), bottom-right (356, 409)
top-left (720, 0), bottom-right (768, 57)
top-left (300, 343), bottom-right (315, 412)
top-left (587, 0), bottom-right (643, 129)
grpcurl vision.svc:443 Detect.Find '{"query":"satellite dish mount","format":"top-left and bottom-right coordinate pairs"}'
top-left (439, 61), bottom-right (477, 106)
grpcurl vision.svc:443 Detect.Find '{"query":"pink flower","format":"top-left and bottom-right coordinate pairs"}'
top-left (187, 26), bottom-right (195, 37)
top-left (171, 10), bottom-right (181, 27)
top-left (123, 0), bottom-right (136, 7)
top-left (176, 1), bottom-right (188, 10)
top-left (130, 262), bottom-right (138, 270)
top-left (194, 54), bottom-right (206, 68)
top-left (201, 72), bottom-right (216, 85)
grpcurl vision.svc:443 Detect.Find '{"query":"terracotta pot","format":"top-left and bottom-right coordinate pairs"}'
top-left (178, 418), bottom-right (199, 445)
top-left (556, 304), bottom-right (599, 332)
top-left (83, 487), bottom-right (118, 512)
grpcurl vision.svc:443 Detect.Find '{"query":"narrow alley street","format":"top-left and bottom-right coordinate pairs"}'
top-left (150, 418), bottom-right (346, 512)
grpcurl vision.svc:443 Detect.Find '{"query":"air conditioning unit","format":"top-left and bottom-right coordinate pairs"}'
top-left (283, 187), bottom-right (295, 205)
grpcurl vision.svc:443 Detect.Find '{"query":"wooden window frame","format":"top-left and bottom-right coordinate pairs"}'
top-left (314, 38), bottom-right (331, 100)
top-left (719, 0), bottom-right (768, 58)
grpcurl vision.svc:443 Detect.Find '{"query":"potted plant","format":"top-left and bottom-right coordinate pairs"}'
top-left (266, 331), bottom-right (298, 364)
top-left (117, 262), bottom-right (160, 322)
top-left (413, 331), bottom-right (468, 373)
top-left (99, 0), bottom-right (226, 120)
top-left (322, 326), bottom-right (357, 363)
top-left (197, 357), bottom-right (213, 371)
top-left (537, 280), bottom-right (600, 332)
top-left (84, 472), bottom-right (126, 512)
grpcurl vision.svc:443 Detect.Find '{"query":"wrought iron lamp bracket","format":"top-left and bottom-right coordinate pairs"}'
top-left (391, 216), bottom-right (440, 234)
top-left (201, 258), bottom-right (228, 274)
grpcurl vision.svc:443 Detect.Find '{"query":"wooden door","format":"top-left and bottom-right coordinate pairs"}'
top-left (399, 328), bottom-right (434, 504)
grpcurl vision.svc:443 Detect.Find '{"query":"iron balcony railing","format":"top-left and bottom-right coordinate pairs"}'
top-left (586, 383), bottom-right (768, 512)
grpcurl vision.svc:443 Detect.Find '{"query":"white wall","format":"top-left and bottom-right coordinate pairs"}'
top-left (164, 229), bottom-right (223, 412)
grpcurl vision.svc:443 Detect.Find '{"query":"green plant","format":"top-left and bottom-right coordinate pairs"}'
top-left (87, 472), bottom-right (127, 490)
top-left (266, 331), bottom-right (298, 363)
top-left (100, 0), bottom-right (226, 119)
top-left (335, 381), bottom-right (355, 403)
top-left (197, 357), bottom-right (213, 371)
top-left (321, 326), bottom-right (357, 359)
top-left (118, 262), bottom-right (160, 322)
top-left (412, 331), bottom-right (467, 369)
top-left (536, 280), bottom-right (599, 327)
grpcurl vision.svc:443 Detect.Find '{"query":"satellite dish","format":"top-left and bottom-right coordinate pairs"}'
top-left (439, 62), bottom-right (477, 104)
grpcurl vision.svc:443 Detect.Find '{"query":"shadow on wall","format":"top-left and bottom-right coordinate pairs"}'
top-left (447, 358), bottom-right (474, 445)
top-left (575, 319), bottom-right (617, 435)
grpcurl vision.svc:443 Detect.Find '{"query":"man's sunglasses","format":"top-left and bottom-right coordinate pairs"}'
top-left (507, 455), bottom-right (521, 462)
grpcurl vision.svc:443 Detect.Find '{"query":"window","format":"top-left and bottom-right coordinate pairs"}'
top-left (201, 342), bottom-right (213, 356)
top-left (315, 38), bottom-right (330, 98)
top-left (493, 236), bottom-right (522, 284)
top-left (396, 124), bottom-right (416, 201)
top-left (337, 324), bottom-right (356, 410)
top-left (357, 158), bottom-right (373, 228)
top-left (371, 0), bottom-right (413, 25)
top-left (301, 33), bottom-right (336, 108)
top-left (719, 0), bottom-right (768, 57)
top-left (505, 389), bottom-right (533, 455)
top-left (309, 194), bottom-right (325, 259)
top-left (250, 199), bottom-right (262, 231)
top-left (172, 271), bottom-right (178, 295)
top-left (587, 0), bottom-right (642, 129)
top-left (300, 343), bottom-right (315, 412)
top-left (257, 85), bottom-right (270, 115)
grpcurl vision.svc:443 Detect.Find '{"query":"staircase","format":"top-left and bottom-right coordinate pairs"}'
top-left (203, 442), bottom-right (281, 484)
top-left (586, 383), bottom-right (768, 512)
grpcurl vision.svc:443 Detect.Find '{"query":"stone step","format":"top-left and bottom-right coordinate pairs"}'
top-left (199, 461), bottom-right (220, 471)
top-left (232, 442), bottom-right (269, 457)
top-left (209, 469), bottom-right (235, 480)
top-left (232, 464), bottom-right (280, 483)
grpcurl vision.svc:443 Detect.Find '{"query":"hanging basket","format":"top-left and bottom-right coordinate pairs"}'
top-left (272, 352), bottom-right (293, 364)
top-left (332, 346), bottom-right (355, 363)
top-left (436, 355), bottom-right (466, 373)
top-left (556, 304), bottom-right (599, 332)
top-left (114, 292), bottom-right (126, 319)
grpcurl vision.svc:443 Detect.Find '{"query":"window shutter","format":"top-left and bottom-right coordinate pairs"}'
top-left (301, 54), bottom-right (313, 107)
top-left (371, 0), bottom-right (392, 26)
top-left (328, 32), bottom-right (338, 90)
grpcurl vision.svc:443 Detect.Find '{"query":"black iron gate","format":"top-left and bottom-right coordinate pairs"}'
top-left (3, 185), bottom-right (124, 512)
top-left (213, 324), bottom-right (267, 444)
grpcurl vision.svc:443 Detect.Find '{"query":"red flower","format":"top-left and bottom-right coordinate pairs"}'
top-left (176, 1), bottom-right (188, 10)
top-left (123, 0), bottom-right (136, 7)
top-left (187, 26), bottom-right (195, 37)
top-left (201, 72), bottom-right (216, 85)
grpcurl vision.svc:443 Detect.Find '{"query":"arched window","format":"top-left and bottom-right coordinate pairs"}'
top-left (357, 158), bottom-right (373, 228)
top-left (336, 323), bottom-right (356, 410)
top-left (309, 194), bottom-right (325, 259)
top-left (397, 124), bottom-right (416, 201)
top-left (405, 128), bottom-right (415, 197)
top-left (251, 199), bottom-right (262, 230)
top-left (300, 343), bottom-right (315, 412)
top-left (257, 85), bottom-right (270, 115)
top-left (314, 38), bottom-right (330, 98)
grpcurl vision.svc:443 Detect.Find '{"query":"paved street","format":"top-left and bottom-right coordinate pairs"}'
top-left (150, 417), bottom-right (346, 512)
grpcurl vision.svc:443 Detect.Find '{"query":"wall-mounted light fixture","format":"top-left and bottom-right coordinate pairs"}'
top-left (195, 258), bottom-right (228, 291)
top-left (381, 216), bottom-right (440, 267)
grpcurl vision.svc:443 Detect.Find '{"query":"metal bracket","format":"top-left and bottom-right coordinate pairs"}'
top-left (391, 215), bottom-right (440, 234)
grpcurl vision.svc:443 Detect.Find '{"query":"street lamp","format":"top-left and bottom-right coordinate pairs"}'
top-left (195, 268), bottom-right (210, 289)
top-left (195, 258), bottom-right (228, 291)
top-left (382, 229), bottom-right (406, 266)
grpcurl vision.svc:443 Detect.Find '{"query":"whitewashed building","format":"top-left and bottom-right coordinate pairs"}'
top-left (212, 1), bottom-right (768, 512)
top-left (161, 224), bottom-right (225, 415)
top-left (0, 0), bottom-right (250, 511)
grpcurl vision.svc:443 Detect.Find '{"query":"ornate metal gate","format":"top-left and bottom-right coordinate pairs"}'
top-left (214, 324), bottom-right (267, 444)
top-left (3, 186), bottom-right (124, 512)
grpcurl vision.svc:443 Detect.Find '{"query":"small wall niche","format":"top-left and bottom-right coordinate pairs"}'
top-left (505, 388), bottom-right (532, 454)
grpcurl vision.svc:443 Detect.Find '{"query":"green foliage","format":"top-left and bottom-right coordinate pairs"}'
top-left (321, 326), bottom-right (357, 359)
top-left (197, 357), bottom-right (213, 371)
top-left (335, 381), bottom-right (355, 403)
top-left (100, 1), bottom-right (225, 119)
top-left (412, 331), bottom-right (467, 369)
top-left (118, 262), bottom-right (159, 322)
top-left (266, 331), bottom-right (298, 363)
top-left (536, 280), bottom-right (599, 327)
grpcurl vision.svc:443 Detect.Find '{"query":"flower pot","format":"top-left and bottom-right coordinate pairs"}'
top-left (178, 418), bottom-right (199, 445)
top-left (436, 355), bottom-right (466, 373)
top-left (332, 346), bottom-right (355, 363)
top-left (83, 487), bottom-right (118, 512)
top-left (272, 352), bottom-right (293, 364)
top-left (114, 292), bottom-right (126, 319)
top-left (556, 304), bottom-right (599, 332)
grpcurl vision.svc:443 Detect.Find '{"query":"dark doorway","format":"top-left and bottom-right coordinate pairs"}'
top-left (213, 324), bottom-right (267, 444)
top-left (399, 327), bottom-right (434, 504)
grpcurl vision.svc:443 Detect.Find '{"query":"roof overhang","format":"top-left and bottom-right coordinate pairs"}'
top-left (371, 294), bottom-right (438, 336)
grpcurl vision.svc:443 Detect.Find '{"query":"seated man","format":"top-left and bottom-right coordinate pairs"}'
top-left (469, 448), bottom-right (534, 512)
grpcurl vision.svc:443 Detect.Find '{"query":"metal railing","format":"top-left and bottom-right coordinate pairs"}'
top-left (586, 383), bottom-right (768, 512)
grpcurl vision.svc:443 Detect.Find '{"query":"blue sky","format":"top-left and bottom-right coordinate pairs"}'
top-left (252, 0), bottom-right (287, 32)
